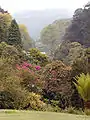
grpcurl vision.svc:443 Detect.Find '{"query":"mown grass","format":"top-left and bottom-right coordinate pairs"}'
top-left (0, 110), bottom-right (90, 120)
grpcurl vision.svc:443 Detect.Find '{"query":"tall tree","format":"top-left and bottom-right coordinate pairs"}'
top-left (7, 19), bottom-right (22, 48)
top-left (0, 12), bottom-right (12, 43)
top-left (64, 4), bottom-right (90, 47)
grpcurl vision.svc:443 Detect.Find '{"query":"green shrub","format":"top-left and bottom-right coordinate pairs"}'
top-left (0, 91), bottom-right (15, 109)
top-left (50, 100), bottom-right (59, 107)
top-left (28, 48), bottom-right (49, 66)
top-left (0, 58), bottom-right (29, 109)
top-left (74, 73), bottom-right (90, 110)
top-left (25, 92), bottom-right (46, 111)
top-left (74, 73), bottom-right (90, 102)
top-left (0, 42), bottom-right (27, 65)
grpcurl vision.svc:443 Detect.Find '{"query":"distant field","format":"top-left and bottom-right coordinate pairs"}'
top-left (0, 110), bottom-right (90, 120)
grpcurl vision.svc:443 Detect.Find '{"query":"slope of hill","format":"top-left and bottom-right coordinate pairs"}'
top-left (36, 19), bottom-right (71, 54)
top-left (13, 9), bottom-right (73, 40)
top-left (54, 5), bottom-right (90, 65)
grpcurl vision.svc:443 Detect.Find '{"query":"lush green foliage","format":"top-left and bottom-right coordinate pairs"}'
top-left (28, 48), bottom-right (49, 66)
top-left (54, 42), bottom-right (85, 65)
top-left (0, 12), bottom-right (12, 43)
top-left (7, 19), bottom-right (22, 48)
top-left (64, 6), bottom-right (90, 47)
top-left (0, 5), bottom-right (90, 113)
top-left (0, 58), bottom-right (28, 109)
top-left (74, 73), bottom-right (90, 102)
top-left (0, 42), bottom-right (27, 65)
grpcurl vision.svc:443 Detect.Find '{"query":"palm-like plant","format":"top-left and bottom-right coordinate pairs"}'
top-left (74, 73), bottom-right (90, 109)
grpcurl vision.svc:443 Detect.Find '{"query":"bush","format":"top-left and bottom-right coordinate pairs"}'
top-left (0, 58), bottom-right (29, 109)
top-left (16, 62), bottom-right (43, 93)
top-left (74, 73), bottom-right (90, 110)
top-left (24, 92), bottom-right (46, 111)
top-left (28, 48), bottom-right (49, 66)
top-left (0, 42), bottom-right (27, 65)
top-left (0, 91), bottom-right (15, 109)
top-left (70, 56), bottom-right (89, 109)
top-left (42, 60), bottom-right (72, 109)
top-left (42, 61), bottom-right (72, 95)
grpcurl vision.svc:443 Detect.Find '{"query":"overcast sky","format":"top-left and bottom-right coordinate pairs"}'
top-left (0, 0), bottom-right (89, 13)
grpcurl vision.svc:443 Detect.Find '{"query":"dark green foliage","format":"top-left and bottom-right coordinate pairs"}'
top-left (0, 91), bottom-right (15, 109)
top-left (86, 48), bottom-right (90, 73)
top-left (54, 4), bottom-right (90, 67)
top-left (70, 48), bottom-right (89, 109)
top-left (71, 48), bottom-right (89, 77)
top-left (64, 6), bottom-right (90, 47)
top-left (7, 19), bottom-right (22, 48)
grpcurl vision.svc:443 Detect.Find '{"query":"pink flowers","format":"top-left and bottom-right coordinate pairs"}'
top-left (23, 62), bottom-right (32, 67)
top-left (35, 66), bottom-right (41, 70)
top-left (16, 62), bottom-right (41, 72)
top-left (16, 64), bottom-right (21, 70)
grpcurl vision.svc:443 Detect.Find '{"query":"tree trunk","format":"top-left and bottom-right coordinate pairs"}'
top-left (84, 101), bottom-right (90, 109)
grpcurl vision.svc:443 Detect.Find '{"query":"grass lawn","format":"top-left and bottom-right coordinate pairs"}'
top-left (0, 110), bottom-right (90, 120)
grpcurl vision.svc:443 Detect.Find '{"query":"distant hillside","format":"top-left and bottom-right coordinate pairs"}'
top-left (13, 9), bottom-right (73, 40)
top-left (54, 5), bottom-right (90, 65)
top-left (36, 19), bottom-right (71, 54)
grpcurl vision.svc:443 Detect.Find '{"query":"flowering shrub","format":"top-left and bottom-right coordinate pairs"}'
top-left (43, 61), bottom-right (72, 94)
top-left (0, 58), bottom-right (29, 109)
top-left (16, 62), bottom-right (41, 72)
top-left (16, 62), bottom-right (43, 93)
top-left (42, 60), bottom-right (72, 109)
top-left (35, 66), bottom-right (41, 70)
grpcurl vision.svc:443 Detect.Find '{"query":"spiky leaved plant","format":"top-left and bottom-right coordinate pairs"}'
top-left (74, 73), bottom-right (90, 109)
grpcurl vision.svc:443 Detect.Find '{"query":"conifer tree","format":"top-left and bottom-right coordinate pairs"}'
top-left (8, 19), bottom-right (22, 48)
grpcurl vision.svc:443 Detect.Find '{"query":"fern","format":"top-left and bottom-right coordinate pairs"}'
top-left (74, 73), bottom-right (90, 101)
